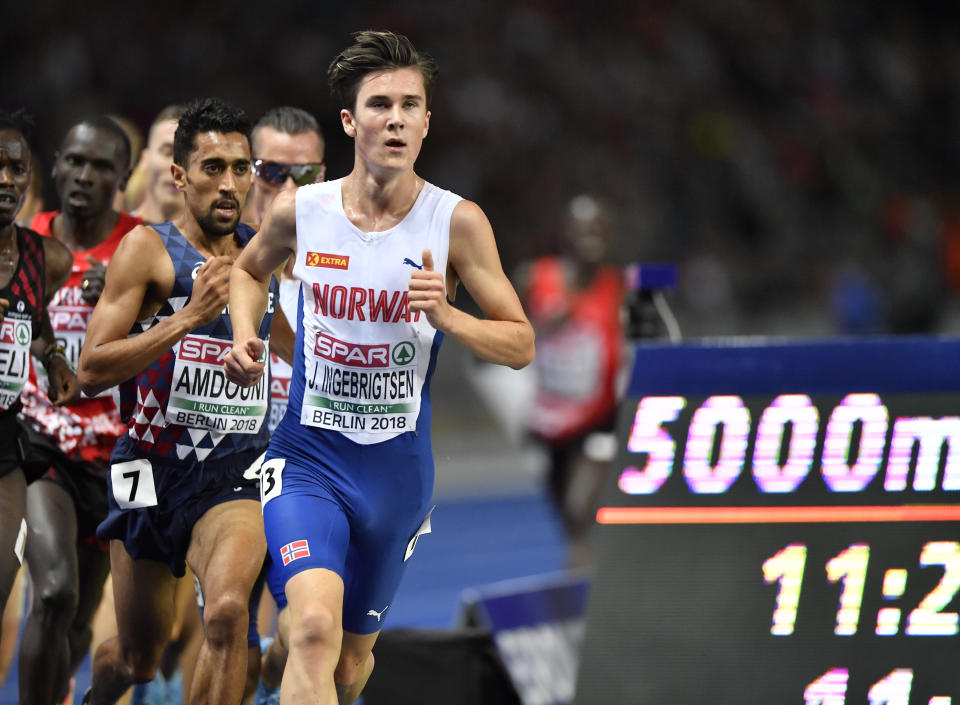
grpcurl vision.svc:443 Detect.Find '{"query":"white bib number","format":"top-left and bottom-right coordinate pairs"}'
top-left (0, 317), bottom-right (32, 410)
top-left (111, 459), bottom-right (158, 509)
top-left (260, 458), bottom-right (285, 507)
top-left (301, 334), bottom-right (420, 435)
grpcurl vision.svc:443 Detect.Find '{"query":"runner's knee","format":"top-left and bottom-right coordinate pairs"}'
top-left (123, 645), bottom-right (164, 684)
top-left (290, 603), bottom-right (342, 655)
top-left (202, 589), bottom-right (249, 647)
top-left (32, 575), bottom-right (78, 623)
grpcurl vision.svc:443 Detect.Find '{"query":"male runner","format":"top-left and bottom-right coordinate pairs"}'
top-left (132, 105), bottom-right (185, 226)
top-left (520, 193), bottom-right (624, 568)
top-left (17, 115), bottom-right (141, 705)
top-left (0, 108), bottom-right (77, 639)
top-left (131, 106), bottom-right (322, 705)
top-left (225, 31), bottom-right (535, 704)
top-left (242, 106), bottom-right (326, 705)
top-left (241, 106), bottom-right (325, 228)
top-left (77, 97), bottom-right (291, 705)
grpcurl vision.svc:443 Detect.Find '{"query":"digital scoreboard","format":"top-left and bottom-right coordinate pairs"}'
top-left (575, 337), bottom-right (960, 705)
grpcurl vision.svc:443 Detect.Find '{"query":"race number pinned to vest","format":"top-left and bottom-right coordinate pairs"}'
top-left (301, 333), bottom-right (420, 435)
top-left (167, 334), bottom-right (269, 434)
top-left (0, 316), bottom-right (31, 410)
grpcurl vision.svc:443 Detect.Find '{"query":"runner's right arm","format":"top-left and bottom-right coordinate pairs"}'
top-left (78, 225), bottom-right (231, 396)
top-left (224, 189), bottom-right (296, 387)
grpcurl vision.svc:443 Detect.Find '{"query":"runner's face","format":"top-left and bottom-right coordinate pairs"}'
top-left (143, 119), bottom-right (180, 214)
top-left (343, 67), bottom-right (430, 174)
top-left (0, 129), bottom-right (31, 227)
top-left (174, 131), bottom-right (251, 237)
top-left (53, 124), bottom-right (127, 220)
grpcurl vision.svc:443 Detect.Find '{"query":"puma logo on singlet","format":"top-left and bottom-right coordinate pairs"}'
top-left (366, 605), bottom-right (390, 622)
top-left (402, 258), bottom-right (423, 270)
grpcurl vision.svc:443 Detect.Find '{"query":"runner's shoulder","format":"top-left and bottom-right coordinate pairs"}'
top-left (113, 224), bottom-right (169, 263)
top-left (108, 225), bottom-right (175, 288)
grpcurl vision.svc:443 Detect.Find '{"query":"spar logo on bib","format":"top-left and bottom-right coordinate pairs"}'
top-left (180, 336), bottom-right (232, 364)
top-left (0, 319), bottom-right (29, 346)
top-left (315, 333), bottom-right (389, 368)
top-left (306, 252), bottom-right (349, 270)
top-left (392, 341), bottom-right (415, 365)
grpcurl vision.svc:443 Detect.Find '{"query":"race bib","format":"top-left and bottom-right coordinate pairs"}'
top-left (110, 458), bottom-right (158, 509)
top-left (48, 299), bottom-right (89, 369)
top-left (301, 332), bottom-right (419, 435)
top-left (267, 352), bottom-right (292, 433)
top-left (167, 334), bottom-right (268, 434)
top-left (0, 316), bottom-right (32, 410)
top-left (260, 457), bottom-right (285, 506)
top-left (35, 295), bottom-right (113, 399)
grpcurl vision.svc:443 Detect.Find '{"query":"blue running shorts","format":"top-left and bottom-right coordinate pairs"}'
top-left (262, 429), bottom-right (434, 634)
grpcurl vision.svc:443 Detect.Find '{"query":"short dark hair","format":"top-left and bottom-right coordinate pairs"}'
top-left (328, 30), bottom-right (438, 111)
top-left (251, 106), bottom-right (324, 157)
top-left (173, 98), bottom-right (251, 166)
top-left (63, 115), bottom-right (132, 168)
top-left (0, 108), bottom-right (36, 155)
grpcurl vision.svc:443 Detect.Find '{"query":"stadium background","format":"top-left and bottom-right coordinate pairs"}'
top-left (3, 0), bottom-right (960, 701)
top-left (7, 0), bottom-right (960, 339)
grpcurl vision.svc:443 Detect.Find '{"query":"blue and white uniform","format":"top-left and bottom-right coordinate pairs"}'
top-left (263, 178), bottom-right (459, 633)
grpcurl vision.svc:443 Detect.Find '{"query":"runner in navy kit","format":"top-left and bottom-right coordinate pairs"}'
top-left (78, 98), bottom-right (293, 705)
top-left (225, 31), bottom-right (535, 704)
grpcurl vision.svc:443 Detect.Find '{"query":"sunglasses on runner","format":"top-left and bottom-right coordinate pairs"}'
top-left (253, 160), bottom-right (326, 186)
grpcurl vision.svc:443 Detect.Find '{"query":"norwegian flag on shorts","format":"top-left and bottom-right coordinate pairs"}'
top-left (281, 540), bottom-right (311, 565)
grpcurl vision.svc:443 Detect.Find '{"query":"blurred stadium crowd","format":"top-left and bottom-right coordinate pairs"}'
top-left (4, 0), bottom-right (960, 338)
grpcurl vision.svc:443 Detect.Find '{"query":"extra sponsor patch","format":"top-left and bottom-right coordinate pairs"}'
top-left (280, 539), bottom-right (310, 566)
top-left (306, 252), bottom-right (349, 270)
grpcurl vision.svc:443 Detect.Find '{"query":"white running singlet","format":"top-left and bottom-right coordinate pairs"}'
top-left (291, 178), bottom-right (461, 444)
